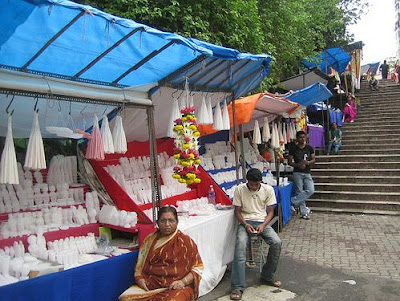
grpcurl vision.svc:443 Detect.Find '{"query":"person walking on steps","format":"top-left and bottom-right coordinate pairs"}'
top-left (230, 168), bottom-right (282, 300)
top-left (288, 131), bottom-right (315, 220)
top-left (379, 60), bottom-right (389, 79)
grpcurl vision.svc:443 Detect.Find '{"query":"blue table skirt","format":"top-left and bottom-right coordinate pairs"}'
top-left (0, 251), bottom-right (138, 301)
top-left (276, 183), bottom-right (294, 226)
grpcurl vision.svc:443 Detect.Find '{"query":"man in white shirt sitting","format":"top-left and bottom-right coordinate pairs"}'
top-left (230, 168), bottom-right (282, 300)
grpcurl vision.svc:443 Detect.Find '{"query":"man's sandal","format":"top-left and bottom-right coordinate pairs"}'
top-left (261, 279), bottom-right (282, 287)
top-left (230, 290), bottom-right (242, 300)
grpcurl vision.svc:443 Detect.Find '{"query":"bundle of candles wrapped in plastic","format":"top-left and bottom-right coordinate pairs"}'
top-left (104, 152), bottom-right (190, 205)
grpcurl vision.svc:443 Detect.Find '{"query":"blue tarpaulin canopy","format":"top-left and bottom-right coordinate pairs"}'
top-left (302, 47), bottom-right (351, 74)
top-left (0, 0), bottom-right (272, 139)
top-left (285, 82), bottom-right (333, 106)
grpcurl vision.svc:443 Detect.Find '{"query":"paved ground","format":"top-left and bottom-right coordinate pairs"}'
top-left (199, 212), bottom-right (400, 300)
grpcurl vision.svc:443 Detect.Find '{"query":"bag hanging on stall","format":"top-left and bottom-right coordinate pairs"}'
top-left (0, 115), bottom-right (19, 184)
top-left (86, 115), bottom-right (105, 160)
top-left (25, 111), bottom-right (46, 170)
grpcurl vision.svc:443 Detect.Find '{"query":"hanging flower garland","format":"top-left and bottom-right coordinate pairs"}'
top-left (172, 107), bottom-right (202, 185)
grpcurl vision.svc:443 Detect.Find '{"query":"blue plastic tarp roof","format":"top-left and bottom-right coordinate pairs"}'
top-left (0, 0), bottom-right (271, 98)
top-left (302, 47), bottom-right (351, 74)
top-left (285, 82), bottom-right (333, 106)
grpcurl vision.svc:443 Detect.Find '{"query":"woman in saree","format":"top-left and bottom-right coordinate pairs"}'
top-left (342, 94), bottom-right (357, 123)
top-left (133, 206), bottom-right (203, 301)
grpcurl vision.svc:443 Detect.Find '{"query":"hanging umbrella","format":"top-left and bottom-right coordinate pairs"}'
top-left (167, 99), bottom-right (181, 137)
top-left (262, 117), bottom-right (270, 142)
top-left (0, 115), bottom-right (19, 184)
top-left (113, 115), bottom-right (127, 154)
top-left (286, 122), bottom-right (291, 142)
top-left (197, 96), bottom-right (208, 125)
top-left (291, 122), bottom-right (297, 139)
top-left (222, 100), bottom-right (230, 130)
top-left (86, 115), bottom-right (105, 160)
top-left (25, 111), bottom-right (46, 170)
top-left (206, 97), bottom-right (213, 124)
top-left (213, 102), bottom-right (223, 131)
top-left (253, 120), bottom-right (261, 144)
top-left (100, 115), bottom-right (114, 154)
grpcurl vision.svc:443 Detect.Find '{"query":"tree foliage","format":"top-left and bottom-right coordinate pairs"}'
top-left (80, 0), bottom-right (367, 85)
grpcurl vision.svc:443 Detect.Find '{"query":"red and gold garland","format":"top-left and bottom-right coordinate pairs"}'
top-left (172, 107), bottom-right (201, 185)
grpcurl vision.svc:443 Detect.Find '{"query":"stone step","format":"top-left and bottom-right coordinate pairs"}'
top-left (313, 175), bottom-right (400, 184)
top-left (342, 125), bottom-right (400, 132)
top-left (311, 190), bottom-right (400, 202)
top-left (340, 143), bottom-right (400, 150)
top-left (340, 138), bottom-right (400, 145)
top-left (358, 108), bottom-right (400, 115)
top-left (314, 183), bottom-right (400, 192)
top-left (312, 169), bottom-right (400, 176)
top-left (355, 112), bottom-right (398, 119)
top-left (308, 205), bottom-right (400, 215)
top-left (338, 149), bottom-right (400, 155)
top-left (343, 120), bottom-right (400, 127)
top-left (314, 161), bottom-right (400, 169)
top-left (316, 154), bottom-right (400, 163)
top-left (342, 128), bottom-right (400, 140)
top-left (354, 116), bottom-right (399, 123)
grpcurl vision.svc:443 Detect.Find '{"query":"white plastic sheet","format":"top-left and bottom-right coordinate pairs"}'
top-left (0, 115), bottom-right (19, 184)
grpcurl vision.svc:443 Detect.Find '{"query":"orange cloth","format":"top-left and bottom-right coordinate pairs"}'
top-left (134, 229), bottom-right (203, 300)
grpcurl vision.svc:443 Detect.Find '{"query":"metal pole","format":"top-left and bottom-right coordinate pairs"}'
top-left (146, 106), bottom-right (162, 224)
top-left (239, 124), bottom-right (246, 181)
top-left (232, 98), bottom-right (240, 184)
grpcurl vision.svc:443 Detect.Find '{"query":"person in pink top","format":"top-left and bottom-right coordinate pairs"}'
top-left (342, 94), bottom-right (357, 123)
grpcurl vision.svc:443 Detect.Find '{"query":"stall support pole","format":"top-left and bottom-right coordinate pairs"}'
top-left (232, 98), bottom-right (241, 184)
top-left (239, 124), bottom-right (246, 181)
top-left (147, 106), bottom-right (162, 224)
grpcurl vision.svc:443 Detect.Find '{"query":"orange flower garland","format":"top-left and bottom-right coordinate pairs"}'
top-left (172, 107), bottom-right (201, 185)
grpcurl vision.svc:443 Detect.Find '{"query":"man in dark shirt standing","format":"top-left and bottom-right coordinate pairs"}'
top-left (288, 131), bottom-right (315, 220)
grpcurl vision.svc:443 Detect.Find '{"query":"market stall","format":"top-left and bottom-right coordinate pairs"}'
top-left (0, 0), bottom-right (273, 298)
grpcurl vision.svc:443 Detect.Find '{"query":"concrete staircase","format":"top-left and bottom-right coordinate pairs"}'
top-left (308, 79), bottom-right (400, 215)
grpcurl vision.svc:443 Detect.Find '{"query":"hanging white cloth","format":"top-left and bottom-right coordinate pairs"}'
top-left (222, 100), bottom-right (230, 130)
top-left (100, 115), bottom-right (114, 154)
top-left (286, 122), bottom-right (291, 142)
top-left (278, 122), bottom-right (284, 144)
top-left (25, 111), bottom-right (46, 170)
top-left (86, 115), bottom-right (105, 160)
top-left (291, 122), bottom-right (297, 139)
top-left (282, 123), bottom-right (288, 144)
top-left (206, 97), bottom-right (213, 124)
top-left (271, 123), bottom-right (279, 148)
top-left (262, 117), bottom-right (270, 142)
top-left (213, 102), bottom-right (224, 131)
top-left (113, 115), bottom-right (128, 154)
top-left (252, 120), bottom-right (262, 144)
top-left (0, 115), bottom-right (19, 184)
top-left (167, 99), bottom-right (181, 137)
top-left (197, 96), bottom-right (209, 125)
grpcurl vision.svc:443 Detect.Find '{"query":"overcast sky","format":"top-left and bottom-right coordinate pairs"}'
top-left (347, 0), bottom-right (397, 64)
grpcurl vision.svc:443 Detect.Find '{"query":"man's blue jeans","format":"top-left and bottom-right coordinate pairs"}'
top-left (291, 172), bottom-right (314, 216)
top-left (231, 221), bottom-right (281, 291)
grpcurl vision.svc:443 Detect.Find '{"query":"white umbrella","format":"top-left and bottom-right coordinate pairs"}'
top-left (25, 111), bottom-right (46, 170)
top-left (0, 115), bottom-right (19, 184)
top-left (262, 117), bottom-right (270, 142)
top-left (222, 100), bottom-right (230, 130)
top-left (167, 99), bottom-right (181, 137)
top-left (213, 102), bottom-right (224, 131)
top-left (86, 115), bottom-right (105, 160)
top-left (252, 120), bottom-right (262, 144)
top-left (100, 115), bottom-right (114, 154)
top-left (113, 115), bottom-right (127, 154)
